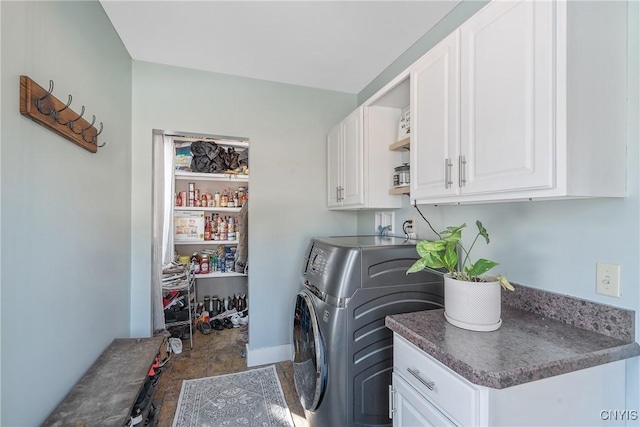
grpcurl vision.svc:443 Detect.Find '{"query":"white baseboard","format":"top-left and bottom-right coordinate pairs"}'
top-left (246, 343), bottom-right (292, 367)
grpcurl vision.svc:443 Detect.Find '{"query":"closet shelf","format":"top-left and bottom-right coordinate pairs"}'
top-left (175, 170), bottom-right (249, 182)
top-left (194, 272), bottom-right (247, 279)
top-left (175, 206), bottom-right (241, 213)
top-left (175, 240), bottom-right (239, 246)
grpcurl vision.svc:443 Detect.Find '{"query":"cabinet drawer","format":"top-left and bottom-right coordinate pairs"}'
top-left (393, 335), bottom-right (478, 426)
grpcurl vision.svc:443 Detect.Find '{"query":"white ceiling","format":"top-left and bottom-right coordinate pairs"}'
top-left (99, 1), bottom-right (460, 94)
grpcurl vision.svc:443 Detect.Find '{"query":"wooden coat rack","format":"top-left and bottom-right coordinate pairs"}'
top-left (19, 75), bottom-right (105, 153)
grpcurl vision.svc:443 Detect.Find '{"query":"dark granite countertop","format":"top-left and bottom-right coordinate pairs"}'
top-left (386, 304), bottom-right (640, 389)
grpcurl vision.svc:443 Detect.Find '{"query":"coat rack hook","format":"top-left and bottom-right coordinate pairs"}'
top-left (35, 80), bottom-right (54, 114)
top-left (67, 105), bottom-right (85, 130)
top-left (52, 94), bottom-right (73, 122)
top-left (96, 141), bottom-right (107, 148)
top-left (82, 120), bottom-right (101, 144)
top-left (79, 115), bottom-right (96, 136)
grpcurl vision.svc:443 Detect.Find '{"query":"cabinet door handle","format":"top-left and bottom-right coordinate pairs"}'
top-left (458, 155), bottom-right (467, 187)
top-left (336, 186), bottom-right (340, 202)
top-left (389, 385), bottom-right (396, 419)
top-left (407, 368), bottom-right (435, 390)
top-left (445, 158), bottom-right (453, 189)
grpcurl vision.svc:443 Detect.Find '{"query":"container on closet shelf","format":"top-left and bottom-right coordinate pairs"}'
top-left (174, 210), bottom-right (204, 242)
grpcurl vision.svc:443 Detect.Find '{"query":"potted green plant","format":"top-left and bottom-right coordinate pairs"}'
top-left (407, 221), bottom-right (514, 331)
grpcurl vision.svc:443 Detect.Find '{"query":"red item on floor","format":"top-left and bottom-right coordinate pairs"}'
top-left (163, 290), bottom-right (180, 308)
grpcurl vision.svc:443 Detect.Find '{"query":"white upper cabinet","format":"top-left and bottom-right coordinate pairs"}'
top-left (327, 82), bottom-right (406, 210)
top-left (410, 30), bottom-right (460, 201)
top-left (327, 121), bottom-right (343, 208)
top-left (459, 0), bottom-right (554, 195)
top-left (410, 0), bottom-right (627, 204)
top-left (341, 108), bottom-right (364, 206)
top-left (327, 107), bottom-right (364, 209)
top-left (327, 107), bottom-right (364, 208)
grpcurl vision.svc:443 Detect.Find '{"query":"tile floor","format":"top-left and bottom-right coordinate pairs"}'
top-left (153, 325), bottom-right (309, 427)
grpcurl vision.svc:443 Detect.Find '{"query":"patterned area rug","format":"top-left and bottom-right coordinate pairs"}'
top-left (172, 365), bottom-right (295, 427)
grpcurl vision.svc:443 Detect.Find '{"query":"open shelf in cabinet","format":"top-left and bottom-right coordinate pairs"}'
top-left (389, 186), bottom-right (410, 196)
top-left (389, 136), bottom-right (410, 151)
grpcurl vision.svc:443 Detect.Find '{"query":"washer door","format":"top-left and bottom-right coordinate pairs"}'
top-left (293, 291), bottom-right (327, 411)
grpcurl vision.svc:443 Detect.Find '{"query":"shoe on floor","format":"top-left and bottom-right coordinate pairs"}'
top-left (199, 321), bottom-right (212, 335)
top-left (210, 319), bottom-right (224, 330)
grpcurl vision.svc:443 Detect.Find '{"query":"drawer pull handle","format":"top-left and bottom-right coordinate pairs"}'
top-left (407, 368), bottom-right (435, 390)
top-left (445, 158), bottom-right (453, 189)
top-left (389, 385), bottom-right (396, 419)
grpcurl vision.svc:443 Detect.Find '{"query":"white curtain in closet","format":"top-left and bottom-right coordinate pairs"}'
top-left (151, 132), bottom-right (175, 332)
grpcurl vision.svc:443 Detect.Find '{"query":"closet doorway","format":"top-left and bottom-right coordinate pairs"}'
top-left (151, 129), bottom-right (250, 344)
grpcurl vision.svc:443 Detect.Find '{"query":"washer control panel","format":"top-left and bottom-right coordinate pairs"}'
top-left (306, 245), bottom-right (328, 279)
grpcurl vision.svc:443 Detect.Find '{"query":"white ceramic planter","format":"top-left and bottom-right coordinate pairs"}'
top-left (444, 275), bottom-right (502, 331)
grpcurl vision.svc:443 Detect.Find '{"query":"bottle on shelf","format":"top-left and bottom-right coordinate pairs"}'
top-left (200, 253), bottom-right (210, 274)
top-left (188, 182), bottom-right (196, 207)
top-left (211, 296), bottom-right (219, 315)
top-left (218, 216), bottom-right (228, 241)
top-left (237, 187), bottom-right (246, 207)
top-left (204, 218), bottom-right (212, 241)
top-left (191, 252), bottom-right (200, 274)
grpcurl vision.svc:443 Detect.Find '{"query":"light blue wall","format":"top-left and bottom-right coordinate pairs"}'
top-left (357, 0), bottom-right (640, 412)
top-left (130, 61), bottom-right (357, 349)
top-left (0, 1), bottom-right (132, 425)
top-left (358, 0), bottom-right (488, 105)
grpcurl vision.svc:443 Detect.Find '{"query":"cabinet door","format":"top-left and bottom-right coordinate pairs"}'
top-left (327, 122), bottom-right (342, 208)
top-left (392, 374), bottom-right (456, 427)
top-left (340, 107), bottom-right (365, 207)
top-left (410, 31), bottom-right (460, 201)
top-left (460, 0), bottom-right (554, 195)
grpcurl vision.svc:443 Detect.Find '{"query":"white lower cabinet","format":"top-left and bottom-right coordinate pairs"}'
top-left (390, 334), bottom-right (627, 427)
top-left (391, 374), bottom-right (455, 427)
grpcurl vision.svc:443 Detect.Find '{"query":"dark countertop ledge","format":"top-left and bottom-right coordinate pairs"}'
top-left (386, 305), bottom-right (640, 390)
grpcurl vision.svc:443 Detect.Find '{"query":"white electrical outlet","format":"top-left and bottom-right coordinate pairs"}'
top-left (374, 212), bottom-right (395, 234)
top-left (403, 217), bottom-right (416, 239)
top-left (596, 262), bottom-right (621, 297)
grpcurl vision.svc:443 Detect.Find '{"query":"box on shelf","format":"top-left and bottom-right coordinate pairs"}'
top-left (175, 142), bottom-right (192, 171)
top-left (174, 210), bottom-right (204, 242)
top-left (397, 107), bottom-right (410, 140)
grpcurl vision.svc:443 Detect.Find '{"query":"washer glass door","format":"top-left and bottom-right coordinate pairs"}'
top-left (293, 291), bottom-right (326, 411)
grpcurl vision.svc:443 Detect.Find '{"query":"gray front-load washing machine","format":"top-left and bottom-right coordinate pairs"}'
top-left (292, 236), bottom-right (444, 427)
